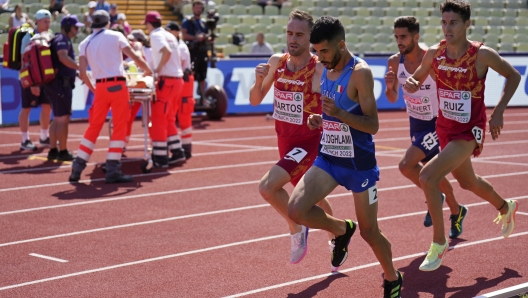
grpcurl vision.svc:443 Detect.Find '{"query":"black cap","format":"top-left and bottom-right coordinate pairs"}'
top-left (165, 21), bottom-right (180, 31)
top-left (91, 10), bottom-right (110, 29)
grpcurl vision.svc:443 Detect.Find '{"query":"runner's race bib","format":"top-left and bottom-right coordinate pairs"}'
top-left (320, 119), bottom-right (354, 158)
top-left (272, 88), bottom-right (304, 125)
top-left (403, 94), bottom-right (434, 121)
top-left (438, 88), bottom-right (472, 123)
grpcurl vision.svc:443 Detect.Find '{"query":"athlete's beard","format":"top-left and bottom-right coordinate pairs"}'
top-left (401, 41), bottom-right (416, 55)
top-left (328, 49), bottom-right (342, 70)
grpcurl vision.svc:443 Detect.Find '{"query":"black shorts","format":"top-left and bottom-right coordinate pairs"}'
top-left (21, 82), bottom-right (51, 108)
top-left (44, 77), bottom-right (73, 117)
top-left (49, 3), bottom-right (63, 14)
top-left (191, 51), bottom-right (208, 82)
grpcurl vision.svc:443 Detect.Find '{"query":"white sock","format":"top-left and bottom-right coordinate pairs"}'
top-left (21, 132), bottom-right (29, 142)
top-left (40, 129), bottom-right (48, 140)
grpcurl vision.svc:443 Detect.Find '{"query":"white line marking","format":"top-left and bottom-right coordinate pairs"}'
top-left (516, 212), bottom-right (528, 216)
top-left (2, 230), bottom-right (527, 292)
top-left (1, 166), bottom-right (526, 216)
top-left (28, 253), bottom-right (68, 263)
top-left (476, 282), bottom-right (528, 298)
top-left (223, 231), bottom-right (528, 297)
top-left (0, 161), bottom-right (277, 193)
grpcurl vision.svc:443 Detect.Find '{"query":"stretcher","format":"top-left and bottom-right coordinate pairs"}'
top-left (108, 73), bottom-right (156, 173)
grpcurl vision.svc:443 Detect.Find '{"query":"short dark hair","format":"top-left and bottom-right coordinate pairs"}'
top-left (440, 0), bottom-right (471, 22)
top-left (289, 9), bottom-right (314, 30)
top-left (394, 16), bottom-right (420, 34)
top-left (310, 16), bottom-right (345, 44)
top-left (150, 21), bottom-right (162, 28)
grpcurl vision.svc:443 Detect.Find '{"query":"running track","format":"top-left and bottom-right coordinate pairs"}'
top-left (1, 109), bottom-right (527, 297)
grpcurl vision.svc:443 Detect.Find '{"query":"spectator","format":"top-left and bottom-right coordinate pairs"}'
top-left (249, 32), bottom-right (273, 55)
top-left (109, 3), bottom-right (118, 24)
top-left (83, 1), bottom-right (97, 33)
top-left (95, 0), bottom-right (110, 12)
top-left (116, 13), bottom-right (131, 35)
top-left (0, 0), bottom-right (14, 15)
top-left (9, 4), bottom-right (33, 29)
top-left (49, 0), bottom-right (68, 20)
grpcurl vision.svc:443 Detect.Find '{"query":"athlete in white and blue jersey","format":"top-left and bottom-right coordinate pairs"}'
top-left (287, 16), bottom-right (403, 297)
top-left (385, 16), bottom-right (466, 236)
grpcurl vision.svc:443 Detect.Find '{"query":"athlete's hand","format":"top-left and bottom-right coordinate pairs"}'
top-left (322, 96), bottom-right (342, 118)
top-left (307, 113), bottom-right (322, 130)
top-left (488, 111), bottom-right (504, 140)
top-left (404, 76), bottom-right (420, 93)
top-left (384, 66), bottom-right (396, 89)
top-left (30, 86), bottom-right (40, 97)
top-left (255, 63), bottom-right (270, 82)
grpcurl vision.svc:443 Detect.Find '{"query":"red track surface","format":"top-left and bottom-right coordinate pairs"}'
top-left (1, 109), bottom-right (527, 297)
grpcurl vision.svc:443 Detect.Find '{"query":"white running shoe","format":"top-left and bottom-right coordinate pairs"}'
top-left (290, 225), bottom-right (309, 264)
top-left (494, 200), bottom-right (519, 238)
top-left (419, 238), bottom-right (449, 271)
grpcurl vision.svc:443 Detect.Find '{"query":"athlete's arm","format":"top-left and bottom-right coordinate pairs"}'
top-left (478, 46), bottom-right (521, 140)
top-left (384, 54), bottom-right (400, 103)
top-left (249, 54), bottom-right (281, 106)
top-left (404, 47), bottom-right (436, 93)
top-left (323, 64), bottom-right (379, 135)
top-left (312, 61), bottom-right (325, 94)
top-left (307, 113), bottom-right (322, 130)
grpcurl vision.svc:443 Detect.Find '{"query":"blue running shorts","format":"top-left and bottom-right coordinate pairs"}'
top-left (410, 127), bottom-right (440, 163)
top-left (313, 155), bottom-right (379, 193)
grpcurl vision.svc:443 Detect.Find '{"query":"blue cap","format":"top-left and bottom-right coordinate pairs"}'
top-left (61, 15), bottom-right (85, 27)
top-left (35, 9), bottom-right (51, 20)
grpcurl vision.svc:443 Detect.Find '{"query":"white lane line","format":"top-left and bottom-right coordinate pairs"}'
top-left (476, 282), bottom-right (528, 298)
top-left (1, 185), bottom-right (526, 249)
top-left (477, 153), bottom-right (528, 160)
top-left (223, 231), bottom-right (528, 298)
top-left (28, 253), bottom-right (68, 263)
top-left (0, 161), bottom-right (277, 193)
top-left (2, 230), bottom-right (527, 292)
top-left (472, 160), bottom-right (528, 167)
top-left (1, 166), bottom-right (526, 216)
top-left (516, 212), bottom-right (528, 216)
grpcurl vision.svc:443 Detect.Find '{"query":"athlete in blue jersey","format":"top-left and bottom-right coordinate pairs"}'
top-left (287, 16), bottom-right (403, 298)
top-left (385, 16), bottom-right (467, 237)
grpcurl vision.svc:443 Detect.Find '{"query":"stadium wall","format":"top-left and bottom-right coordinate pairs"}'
top-left (1, 55), bottom-right (527, 126)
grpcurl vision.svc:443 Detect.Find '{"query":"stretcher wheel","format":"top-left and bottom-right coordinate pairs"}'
top-left (141, 159), bottom-right (153, 173)
top-left (204, 85), bottom-right (228, 120)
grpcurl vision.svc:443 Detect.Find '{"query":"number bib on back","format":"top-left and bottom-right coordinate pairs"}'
top-left (438, 88), bottom-right (472, 123)
top-left (272, 87), bottom-right (304, 125)
top-left (403, 94), bottom-right (434, 121)
top-left (320, 119), bottom-right (354, 158)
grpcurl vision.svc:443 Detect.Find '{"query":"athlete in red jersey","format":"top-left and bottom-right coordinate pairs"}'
top-left (249, 10), bottom-right (333, 266)
top-left (404, 0), bottom-right (521, 272)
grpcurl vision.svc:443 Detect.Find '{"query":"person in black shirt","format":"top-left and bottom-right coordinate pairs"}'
top-left (44, 15), bottom-right (83, 161)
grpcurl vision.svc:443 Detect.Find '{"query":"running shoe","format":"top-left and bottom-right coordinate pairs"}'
top-left (419, 238), bottom-right (449, 271)
top-left (20, 139), bottom-right (37, 151)
top-left (57, 150), bottom-right (75, 161)
top-left (449, 205), bottom-right (468, 239)
top-left (290, 225), bottom-right (308, 264)
top-left (494, 200), bottom-right (519, 238)
top-left (383, 270), bottom-right (403, 298)
top-left (47, 148), bottom-right (59, 160)
top-left (331, 220), bottom-right (356, 268)
top-left (328, 240), bottom-right (339, 272)
top-left (39, 137), bottom-right (50, 148)
top-left (424, 193), bottom-right (445, 227)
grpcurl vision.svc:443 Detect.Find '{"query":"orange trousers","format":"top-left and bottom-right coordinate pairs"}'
top-left (77, 80), bottom-right (130, 162)
top-left (179, 75), bottom-right (195, 146)
top-left (150, 77), bottom-right (183, 157)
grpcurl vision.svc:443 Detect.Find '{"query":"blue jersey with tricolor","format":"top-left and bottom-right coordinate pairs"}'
top-left (318, 56), bottom-right (377, 170)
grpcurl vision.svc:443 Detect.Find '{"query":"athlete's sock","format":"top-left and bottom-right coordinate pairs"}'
top-left (21, 132), bottom-right (29, 142)
top-left (40, 129), bottom-right (48, 140)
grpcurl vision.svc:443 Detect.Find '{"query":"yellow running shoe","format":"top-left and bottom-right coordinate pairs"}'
top-left (419, 238), bottom-right (449, 271)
